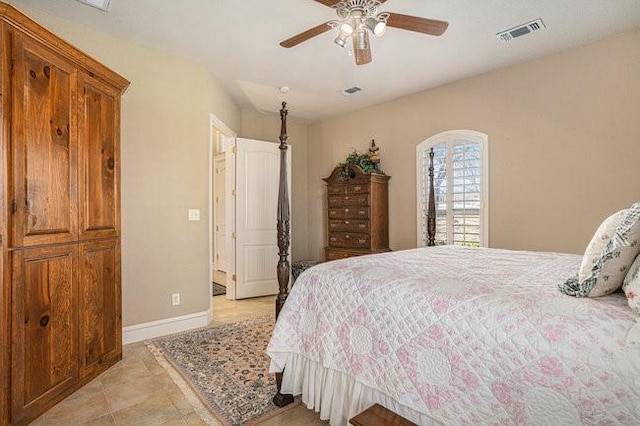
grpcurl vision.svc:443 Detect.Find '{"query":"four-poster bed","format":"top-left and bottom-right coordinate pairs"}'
top-left (270, 103), bottom-right (640, 425)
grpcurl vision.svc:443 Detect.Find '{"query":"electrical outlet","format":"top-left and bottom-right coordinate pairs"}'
top-left (171, 293), bottom-right (180, 306)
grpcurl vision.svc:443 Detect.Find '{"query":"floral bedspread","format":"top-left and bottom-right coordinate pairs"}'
top-left (267, 246), bottom-right (640, 425)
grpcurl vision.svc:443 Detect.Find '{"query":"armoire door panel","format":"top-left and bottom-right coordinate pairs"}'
top-left (11, 245), bottom-right (78, 423)
top-left (78, 73), bottom-right (120, 240)
top-left (11, 32), bottom-right (78, 247)
top-left (79, 239), bottom-right (121, 379)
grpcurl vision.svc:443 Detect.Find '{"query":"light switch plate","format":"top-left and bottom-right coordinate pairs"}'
top-left (188, 209), bottom-right (200, 221)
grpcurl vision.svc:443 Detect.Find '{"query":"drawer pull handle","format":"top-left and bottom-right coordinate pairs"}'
top-left (344, 221), bottom-right (350, 225)
top-left (359, 239), bottom-right (366, 244)
top-left (330, 224), bottom-right (336, 228)
top-left (359, 210), bottom-right (365, 215)
top-left (359, 224), bottom-right (366, 229)
top-left (345, 209), bottom-right (349, 213)
top-left (354, 186), bottom-right (361, 191)
top-left (330, 237), bottom-right (337, 242)
top-left (39, 315), bottom-right (50, 327)
top-left (330, 211), bottom-right (336, 216)
top-left (345, 235), bottom-right (350, 239)
top-left (345, 196), bottom-right (349, 200)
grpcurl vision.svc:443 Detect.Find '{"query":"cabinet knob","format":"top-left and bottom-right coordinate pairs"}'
top-left (39, 315), bottom-right (50, 327)
top-left (345, 234), bottom-right (350, 239)
top-left (345, 208), bottom-right (349, 213)
top-left (345, 196), bottom-right (349, 200)
top-left (359, 210), bottom-right (365, 215)
top-left (344, 221), bottom-right (350, 225)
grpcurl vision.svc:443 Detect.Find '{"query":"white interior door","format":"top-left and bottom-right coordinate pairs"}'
top-left (235, 138), bottom-right (291, 299)
top-left (213, 154), bottom-right (227, 273)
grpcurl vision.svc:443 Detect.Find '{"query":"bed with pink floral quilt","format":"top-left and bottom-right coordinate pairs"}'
top-left (267, 245), bottom-right (640, 425)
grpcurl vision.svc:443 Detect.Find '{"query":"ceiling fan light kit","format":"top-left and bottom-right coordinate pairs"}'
top-left (280, 0), bottom-right (449, 66)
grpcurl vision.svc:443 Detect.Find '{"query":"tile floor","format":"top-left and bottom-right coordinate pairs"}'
top-left (29, 295), bottom-right (327, 425)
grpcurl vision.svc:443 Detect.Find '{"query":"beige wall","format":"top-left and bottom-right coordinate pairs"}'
top-left (308, 29), bottom-right (640, 258)
top-left (14, 5), bottom-right (242, 326)
top-left (240, 109), bottom-right (310, 261)
top-left (11, 4), bottom-right (640, 329)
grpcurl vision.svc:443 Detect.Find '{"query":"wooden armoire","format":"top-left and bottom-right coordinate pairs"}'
top-left (0, 4), bottom-right (129, 425)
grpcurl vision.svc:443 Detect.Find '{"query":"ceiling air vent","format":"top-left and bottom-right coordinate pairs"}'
top-left (76, 0), bottom-right (111, 12)
top-left (497, 18), bottom-right (545, 42)
top-left (342, 86), bottom-right (362, 96)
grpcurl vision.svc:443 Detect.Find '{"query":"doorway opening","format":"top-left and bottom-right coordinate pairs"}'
top-left (209, 114), bottom-right (235, 321)
top-left (209, 115), bottom-right (292, 322)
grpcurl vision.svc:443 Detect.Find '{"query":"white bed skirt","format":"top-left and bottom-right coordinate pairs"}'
top-left (271, 353), bottom-right (442, 426)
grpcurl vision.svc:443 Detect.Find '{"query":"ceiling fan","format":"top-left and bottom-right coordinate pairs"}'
top-left (280, 0), bottom-right (449, 66)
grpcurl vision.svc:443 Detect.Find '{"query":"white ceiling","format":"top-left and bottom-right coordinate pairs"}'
top-left (8, 0), bottom-right (640, 121)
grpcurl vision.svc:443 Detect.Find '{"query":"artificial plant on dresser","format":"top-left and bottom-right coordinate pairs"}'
top-left (0, 3), bottom-right (129, 425)
top-left (324, 146), bottom-right (390, 261)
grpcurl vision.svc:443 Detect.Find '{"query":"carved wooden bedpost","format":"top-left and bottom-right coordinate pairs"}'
top-left (273, 102), bottom-right (294, 407)
top-left (427, 147), bottom-right (437, 246)
top-left (275, 102), bottom-right (291, 319)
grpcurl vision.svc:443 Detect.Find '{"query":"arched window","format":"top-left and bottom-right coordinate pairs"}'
top-left (416, 130), bottom-right (489, 247)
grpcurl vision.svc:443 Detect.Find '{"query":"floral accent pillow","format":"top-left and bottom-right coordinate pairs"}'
top-left (623, 255), bottom-right (640, 315)
top-left (559, 202), bottom-right (640, 297)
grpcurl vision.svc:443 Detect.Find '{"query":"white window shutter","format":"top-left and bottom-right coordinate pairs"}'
top-left (416, 131), bottom-right (488, 247)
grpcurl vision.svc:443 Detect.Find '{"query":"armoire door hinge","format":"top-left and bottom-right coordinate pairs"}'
top-left (232, 232), bottom-right (236, 239)
top-left (232, 274), bottom-right (236, 282)
top-left (231, 189), bottom-right (236, 196)
top-left (11, 200), bottom-right (17, 213)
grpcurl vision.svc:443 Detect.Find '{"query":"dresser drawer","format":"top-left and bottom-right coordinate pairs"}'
top-left (325, 249), bottom-right (356, 261)
top-left (329, 232), bottom-right (370, 248)
top-left (328, 207), bottom-right (369, 220)
top-left (328, 185), bottom-right (346, 195)
top-left (329, 220), bottom-right (370, 233)
top-left (328, 194), bottom-right (369, 207)
top-left (345, 183), bottom-right (368, 194)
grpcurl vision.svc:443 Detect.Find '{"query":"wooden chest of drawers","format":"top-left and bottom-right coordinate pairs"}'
top-left (323, 165), bottom-right (390, 260)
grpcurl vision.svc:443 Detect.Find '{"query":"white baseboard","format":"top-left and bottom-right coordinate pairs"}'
top-left (122, 309), bottom-right (212, 345)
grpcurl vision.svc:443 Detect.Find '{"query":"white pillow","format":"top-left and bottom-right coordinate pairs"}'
top-left (559, 202), bottom-right (640, 297)
top-left (623, 255), bottom-right (640, 315)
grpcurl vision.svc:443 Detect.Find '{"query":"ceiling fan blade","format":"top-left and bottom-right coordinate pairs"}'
top-left (353, 32), bottom-right (372, 66)
top-left (313, 0), bottom-right (341, 6)
top-left (386, 13), bottom-right (448, 36)
top-left (313, 0), bottom-right (387, 6)
top-left (280, 22), bottom-right (333, 48)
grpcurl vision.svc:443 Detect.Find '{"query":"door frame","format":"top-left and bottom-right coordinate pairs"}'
top-left (208, 113), bottom-right (236, 322)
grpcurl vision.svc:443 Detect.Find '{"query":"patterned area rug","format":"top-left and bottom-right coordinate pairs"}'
top-left (212, 282), bottom-right (226, 296)
top-left (150, 316), bottom-right (299, 425)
